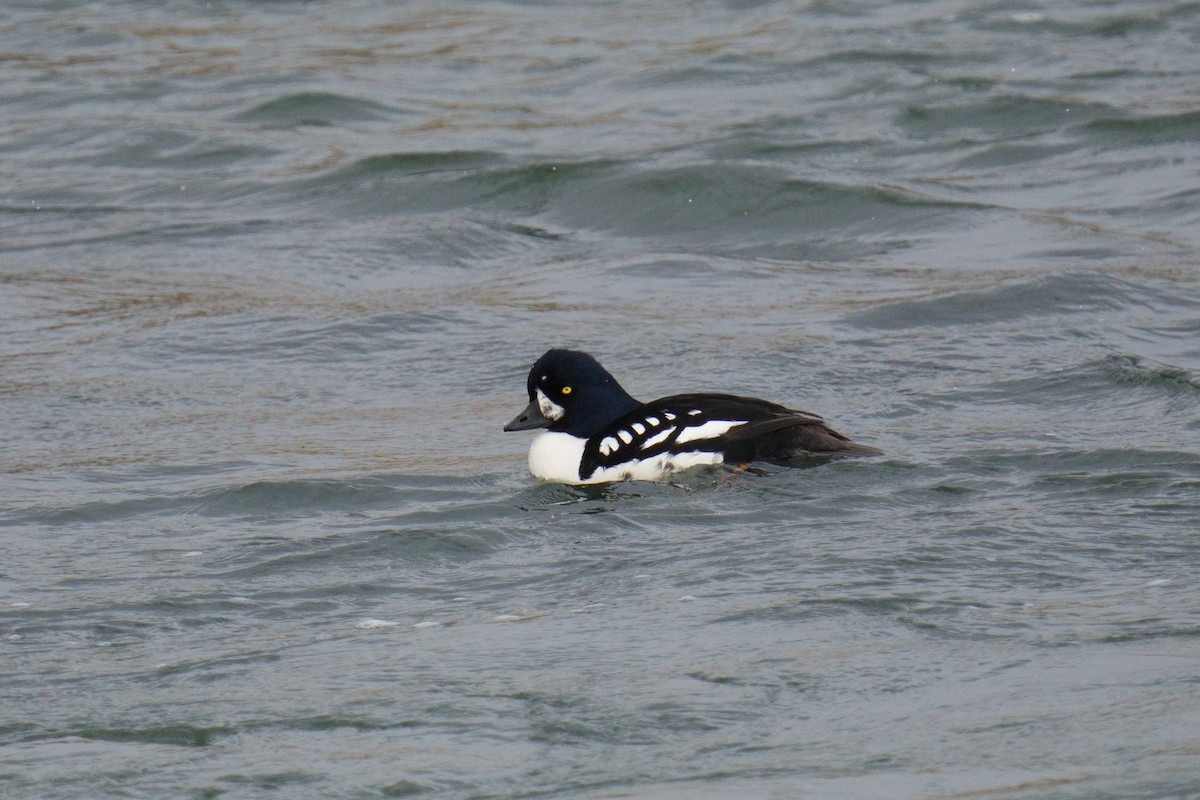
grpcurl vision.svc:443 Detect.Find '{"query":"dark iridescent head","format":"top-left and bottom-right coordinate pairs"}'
top-left (504, 349), bottom-right (640, 437)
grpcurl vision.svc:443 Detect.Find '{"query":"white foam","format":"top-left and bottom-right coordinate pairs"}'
top-left (356, 618), bottom-right (399, 629)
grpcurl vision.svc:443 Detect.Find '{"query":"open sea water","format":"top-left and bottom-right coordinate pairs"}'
top-left (3, 1), bottom-right (1200, 798)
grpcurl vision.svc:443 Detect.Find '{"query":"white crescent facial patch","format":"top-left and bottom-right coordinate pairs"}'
top-left (536, 388), bottom-right (565, 422)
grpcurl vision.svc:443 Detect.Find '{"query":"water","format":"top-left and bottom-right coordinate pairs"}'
top-left (2, 1), bottom-right (1199, 798)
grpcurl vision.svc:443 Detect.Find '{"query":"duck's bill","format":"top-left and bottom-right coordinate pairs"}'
top-left (504, 399), bottom-right (551, 432)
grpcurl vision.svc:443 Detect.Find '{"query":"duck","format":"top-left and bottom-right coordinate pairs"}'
top-left (504, 348), bottom-right (881, 484)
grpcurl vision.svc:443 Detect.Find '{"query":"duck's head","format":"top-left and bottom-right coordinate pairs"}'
top-left (503, 349), bottom-right (640, 438)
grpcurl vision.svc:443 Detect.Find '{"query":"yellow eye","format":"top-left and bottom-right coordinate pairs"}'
top-left (561, 386), bottom-right (572, 395)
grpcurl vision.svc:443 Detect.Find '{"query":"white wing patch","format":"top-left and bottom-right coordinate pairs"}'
top-left (640, 427), bottom-right (676, 450)
top-left (598, 436), bottom-right (621, 456)
top-left (675, 419), bottom-right (746, 444)
top-left (617, 429), bottom-right (633, 444)
top-left (631, 422), bottom-right (646, 435)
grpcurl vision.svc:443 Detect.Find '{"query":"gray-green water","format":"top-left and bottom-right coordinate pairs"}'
top-left (3, 2), bottom-right (1200, 798)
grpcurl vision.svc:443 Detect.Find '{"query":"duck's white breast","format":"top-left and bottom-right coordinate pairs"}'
top-left (528, 431), bottom-right (588, 483)
top-left (528, 431), bottom-right (723, 485)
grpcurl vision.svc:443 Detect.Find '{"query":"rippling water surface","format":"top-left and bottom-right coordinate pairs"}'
top-left (3, 2), bottom-right (1199, 798)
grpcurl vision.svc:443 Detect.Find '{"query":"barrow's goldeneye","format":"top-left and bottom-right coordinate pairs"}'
top-left (504, 348), bottom-right (881, 484)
